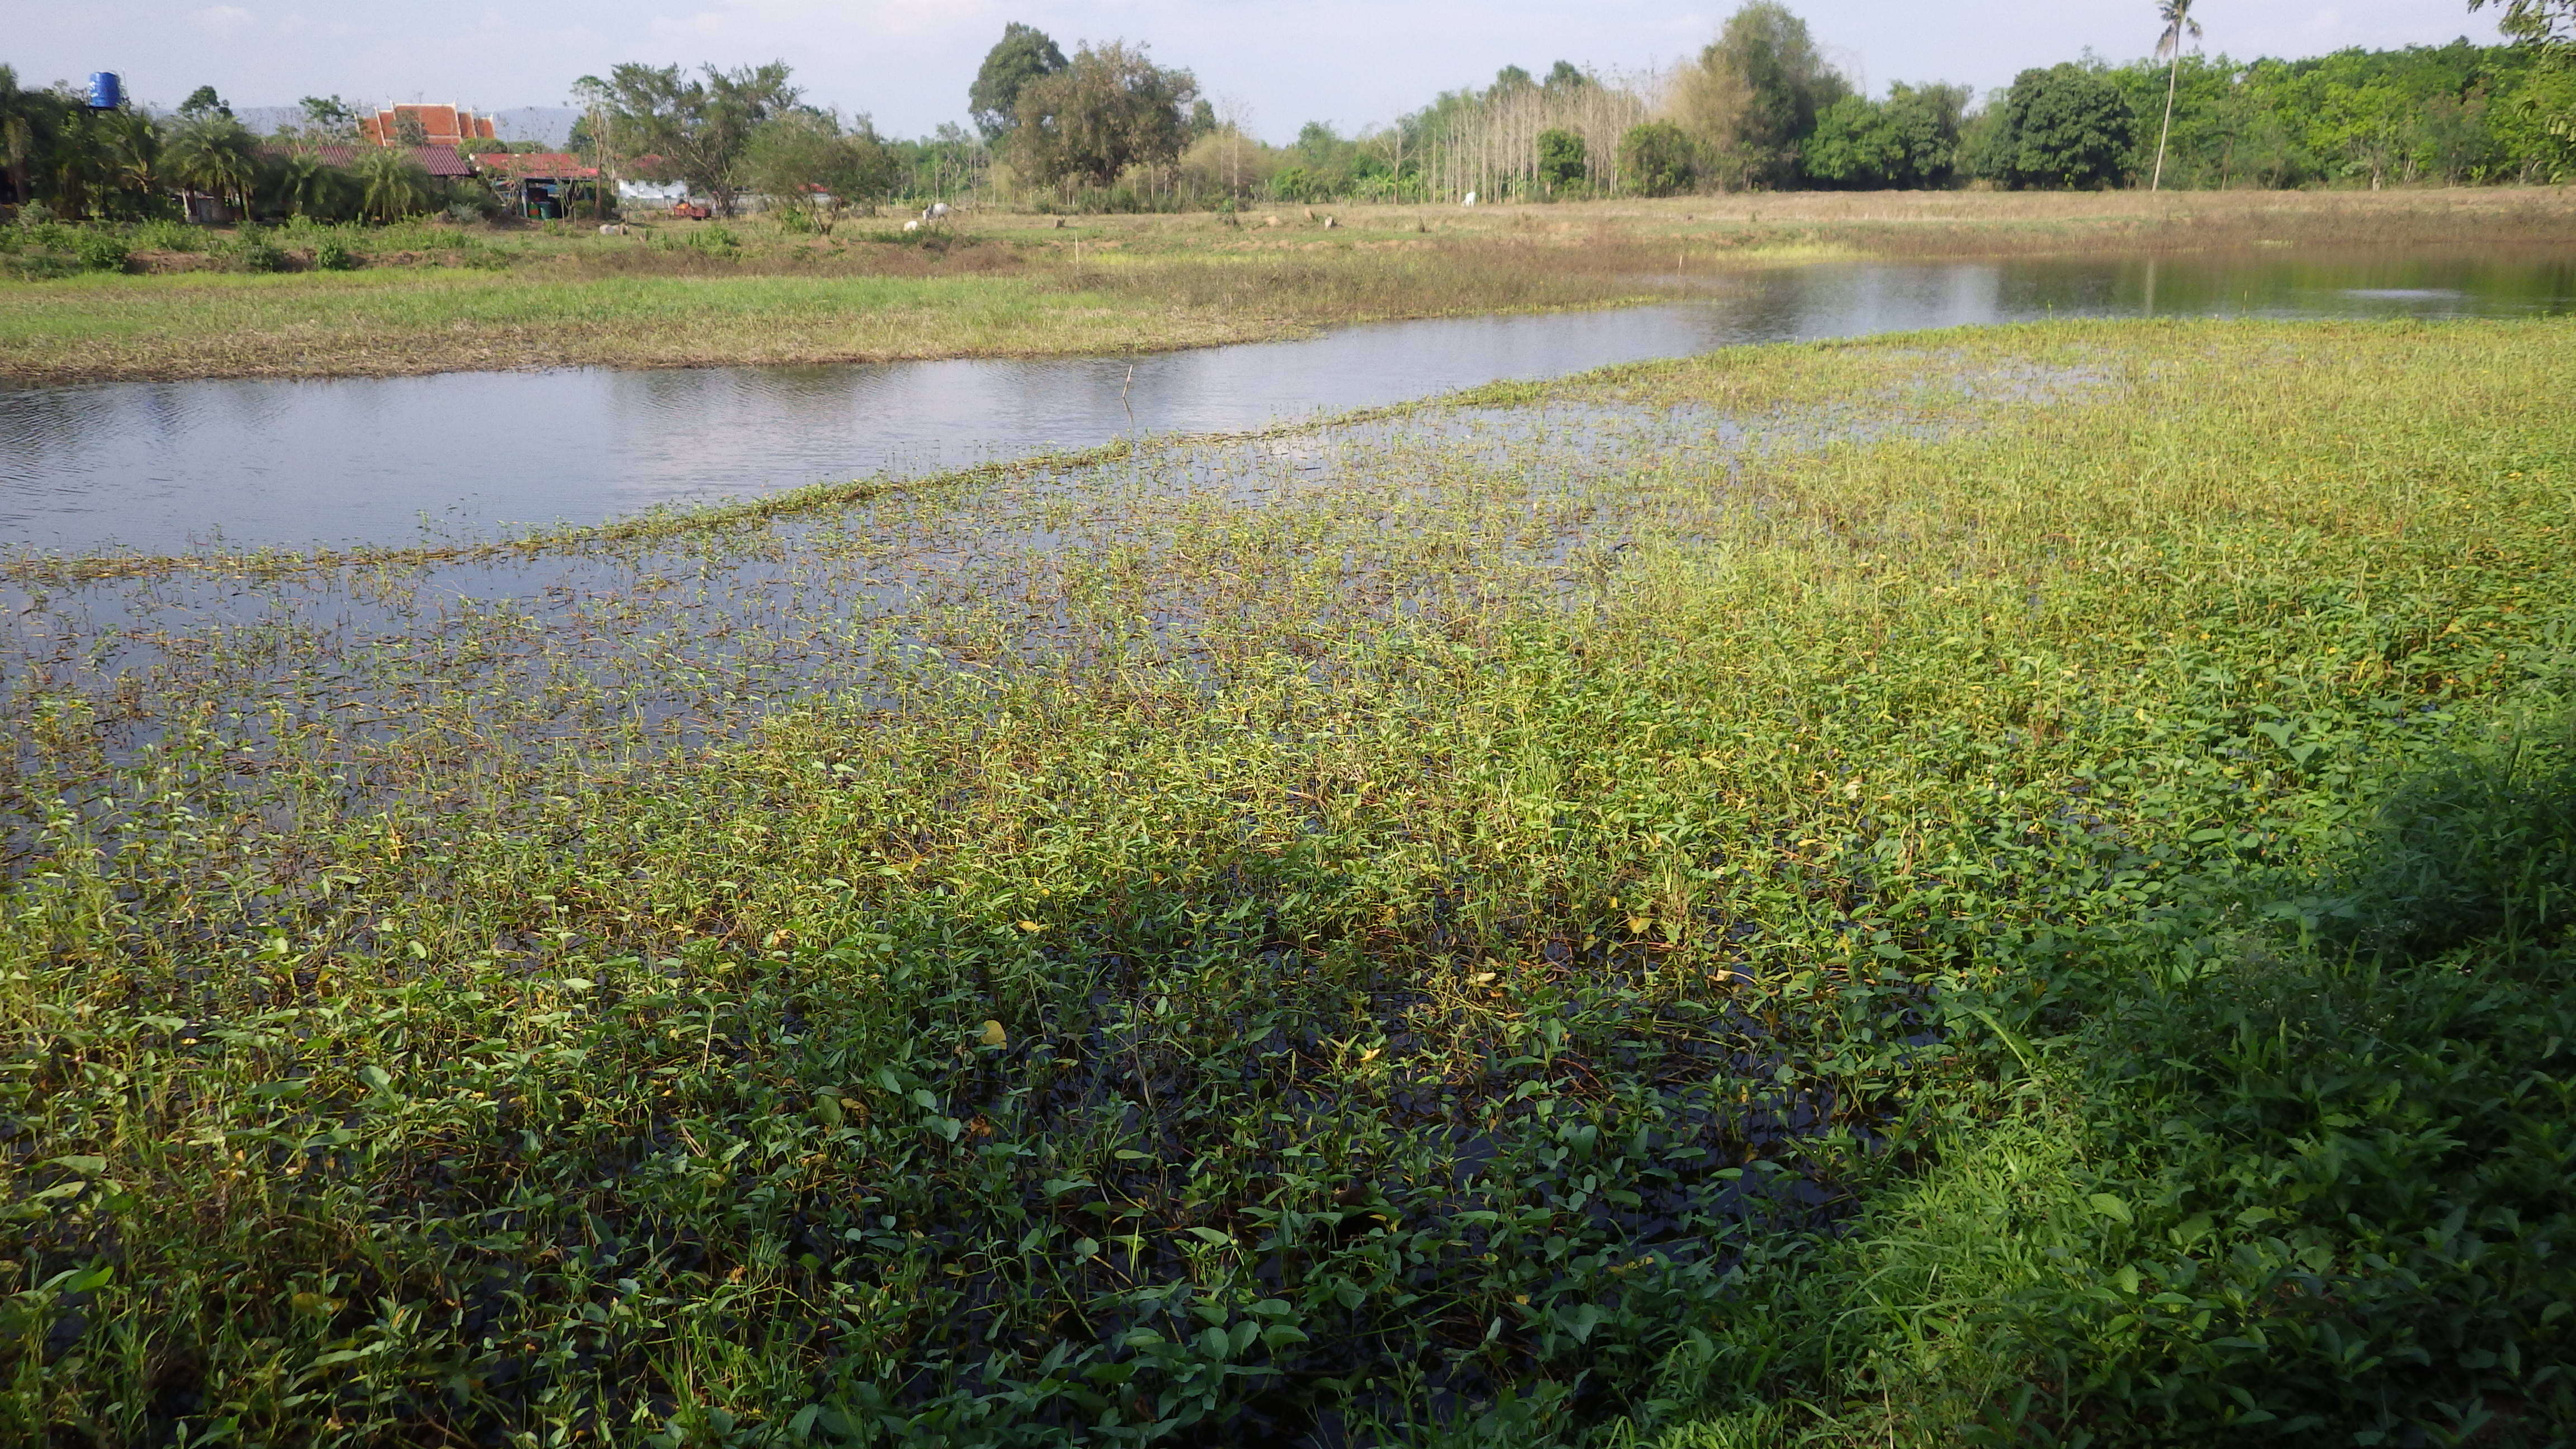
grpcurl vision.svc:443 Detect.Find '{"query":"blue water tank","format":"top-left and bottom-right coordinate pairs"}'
top-left (87, 73), bottom-right (123, 111)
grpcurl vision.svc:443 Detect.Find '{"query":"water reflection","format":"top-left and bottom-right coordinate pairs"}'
top-left (2, 245), bottom-right (2569, 554)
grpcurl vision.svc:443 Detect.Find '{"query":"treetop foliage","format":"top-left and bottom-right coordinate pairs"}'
top-left (574, 60), bottom-right (799, 216)
top-left (969, 23), bottom-right (1068, 140)
top-left (2472, 0), bottom-right (2576, 60)
top-left (1675, 1), bottom-right (1850, 188)
top-left (1975, 63), bottom-right (2140, 190)
top-left (1803, 82), bottom-right (1971, 188)
top-left (1007, 40), bottom-right (1199, 190)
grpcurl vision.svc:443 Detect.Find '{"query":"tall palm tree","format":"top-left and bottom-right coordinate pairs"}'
top-left (2151, 0), bottom-right (2203, 192)
top-left (279, 151), bottom-right (333, 219)
top-left (353, 145), bottom-right (432, 223)
top-left (165, 116), bottom-right (258, 221)
top-left (103, 111), bottom-right (163, 204)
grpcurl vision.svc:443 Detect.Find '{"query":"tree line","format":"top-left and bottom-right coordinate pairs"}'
top-left (0, 75), bottom-right (530, 225)
top-left (4, 0), bottom-right (2570, 232)
top-left (932, 1), bottom-right (2572, 207)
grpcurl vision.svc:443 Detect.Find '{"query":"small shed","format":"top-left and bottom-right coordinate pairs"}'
top-left (472, 151), bottom-right (604, 220)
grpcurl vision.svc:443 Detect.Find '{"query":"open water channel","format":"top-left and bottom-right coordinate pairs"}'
top-left (2, 244), bottom-right (2571, 555)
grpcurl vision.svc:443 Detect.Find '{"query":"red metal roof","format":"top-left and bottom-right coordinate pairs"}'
top-left (274, 144), bottom-right (480, 178)
top-left (473, 151), bottom-right (600, 180)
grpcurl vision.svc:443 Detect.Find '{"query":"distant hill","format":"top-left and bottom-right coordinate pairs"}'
top-left (490, 108), bottom-right (580, 146)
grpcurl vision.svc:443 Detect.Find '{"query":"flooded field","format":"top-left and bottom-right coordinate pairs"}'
top-left (2, 244), bottom-right (2568, 553)
top-left (3, 301), bottom-right (2573, 1447)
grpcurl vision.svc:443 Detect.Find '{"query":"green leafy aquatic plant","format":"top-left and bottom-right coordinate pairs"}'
top-left (1, 318), bottom-right (2571, 1445)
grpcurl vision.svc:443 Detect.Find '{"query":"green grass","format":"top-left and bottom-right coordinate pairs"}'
top-left (0, 266), bottom-right (1294, 383)
top-left (1673, 721), bottom-right (2576, 1445)
top-left (2, 318), bottom-right (2572, 1446)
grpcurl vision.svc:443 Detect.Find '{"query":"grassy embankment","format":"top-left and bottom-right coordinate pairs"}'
top-left (2, 317), bottom-right (2573, 1445)
top-left (2, 186), bottom-right (2572, 385)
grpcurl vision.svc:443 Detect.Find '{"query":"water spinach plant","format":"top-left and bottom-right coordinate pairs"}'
top-left (2, 317), bottom-right (2572, 1445)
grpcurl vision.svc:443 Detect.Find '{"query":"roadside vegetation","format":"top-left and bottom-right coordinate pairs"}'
top-left (2, 315), bottom-right (2571, 1443)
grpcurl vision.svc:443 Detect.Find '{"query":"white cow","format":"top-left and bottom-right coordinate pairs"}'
top-left (1461, 191), bottom-right (1478, 207)
top-left (902, 219), bottom-right (920, 233)
top-left (922, 202), bottom-right (951, 222)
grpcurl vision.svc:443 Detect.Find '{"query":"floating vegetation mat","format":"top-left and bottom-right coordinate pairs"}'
top-left (3, 321), bottom-right (2570, 1447)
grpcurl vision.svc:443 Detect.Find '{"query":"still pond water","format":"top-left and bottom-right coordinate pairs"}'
top-left (4, 245), bottom-right (2571, 555)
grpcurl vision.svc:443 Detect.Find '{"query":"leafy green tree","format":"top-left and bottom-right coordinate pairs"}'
top-left (1675, 2), bottom-right (1851, 188)
top-left (1536, 127), bottom-right (1587, 191)
top-left (742, 110), bottom-right (896, 231)
top-left (2151, 0), bottom-right (2206, 189)
top-left (2471, 0), bottom-right (2576, 61)
top-left (1618, 120), bottom-right (1698, 196)
top-left (1886, 82), bottom-right (1972, 184)
top-left (1009, 41), bottom-right (1199, 190)
top-left (2494, 60), bottom-right (2576, 177)
top-left (39, 107), bottom-right (117, 219)
top-left (1805, 84), bottom-right (1967, 187)
top-left (1544, 61), bottom-right (1590, 91)
top-left (298, 96), bottom-right (361, 140)
top-left (178, 86), bottom-right (231, 121)
top-left (1975, 63), bottom-right (2138, 188)
top-left (1, 65), bottom-right (59, 209)
top-left (573, 61), bottom-right (800, 217)
top-left (1802, 96), bottom-right (1902, 186)
top-left (970, 23), bottom-right (1068, 140)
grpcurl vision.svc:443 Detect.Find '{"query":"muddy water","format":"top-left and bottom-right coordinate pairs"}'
top-left (2, 245), bottom-right (2570, 554)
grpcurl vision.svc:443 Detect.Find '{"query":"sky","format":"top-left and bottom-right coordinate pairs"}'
top-left (4, 0), bottom-right (2513, 143)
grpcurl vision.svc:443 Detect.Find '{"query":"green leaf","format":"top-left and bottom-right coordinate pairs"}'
top-left (2087, 1193), bottom-right (2133, 1224)
top-left (47, 1156), bottom-right (107, 1176)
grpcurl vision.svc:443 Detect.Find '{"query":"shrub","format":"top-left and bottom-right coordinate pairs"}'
top-left (1618, 121), bottom-right (1698, 197)
top-left (128, 219), bottom-right (205, 253)
top-left (230, 234), bottom-right (292, 273)
top-left (312, 237), bottom-right (361, 271)
top-left (1536, 129), bottom-right (1588, 192)
top-left (71, 231), bottom-right (133, 273)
